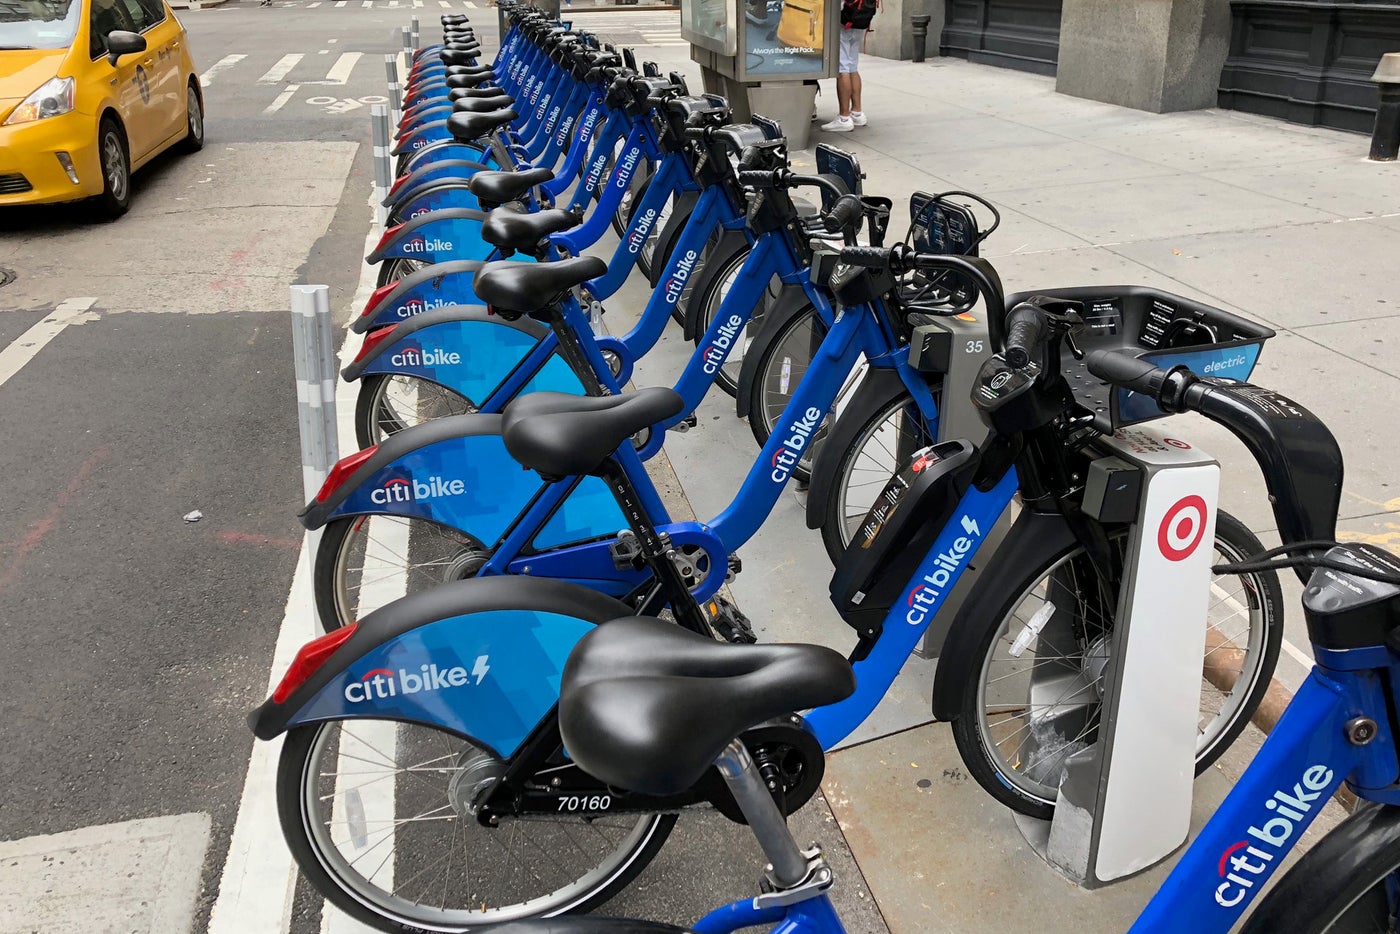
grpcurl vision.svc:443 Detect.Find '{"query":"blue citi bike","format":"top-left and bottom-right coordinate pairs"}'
top-left (249, 246), bottom-right (1286, 929)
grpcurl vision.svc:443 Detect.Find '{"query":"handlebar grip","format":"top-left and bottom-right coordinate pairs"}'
top-left (1003, 303), bottom-right (1048, 370)
top-left (1085, 350), bottom-right (1171, 396)
top-left (684, 126), bottom-right (708, 140)
top-left (738, 170), bottom-right (776, 188)
top-left (837, 246), bottom-right (891, 269)
top-left (823, 194), bottom-right (863, 234)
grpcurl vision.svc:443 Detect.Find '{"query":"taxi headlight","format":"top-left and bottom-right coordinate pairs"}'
top-left (3, 77), bottom-right (76, 126)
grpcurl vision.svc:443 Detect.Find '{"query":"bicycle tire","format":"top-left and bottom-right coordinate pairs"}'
top-left (950, 510), bottom-right (1283, 819)
top-left (1241, 802), bottom-right (1400, 933)
top-left (818, 389), bottom-right (938, 566)
top-left (354, 374), bottom-right (477, 449)
top-left (278, 719), bottom-right (678, 932)
top-left (743, 304), bottom-right (829, 484)
top-left (314, 514), bottom-right (493, 632)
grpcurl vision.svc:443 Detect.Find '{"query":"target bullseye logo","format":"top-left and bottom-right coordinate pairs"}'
top-left (1158, 495), bottom-right (1208, 561)
top-left (1164, 437), bottom-right (1192, 450)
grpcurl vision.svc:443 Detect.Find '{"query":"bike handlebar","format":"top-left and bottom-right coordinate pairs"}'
top-left (1004, 303), bottom-right (1049, 370)
top-left (823, 194), bottom-right (863, 234)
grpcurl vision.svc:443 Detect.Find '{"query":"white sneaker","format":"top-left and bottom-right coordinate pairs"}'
top-left (822, 115), bottom-right (854, 132)
top-left (850, 111), bottom-right (868, 127)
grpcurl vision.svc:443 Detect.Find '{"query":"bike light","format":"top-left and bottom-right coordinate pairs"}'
top-left (361, 282), bottom-right (398, 317)
top-left (373, 222), bottom-right (405, 256)
top-left (314, 445), bottom-right (379, 503)
top-left (353, 324), bottom-right (398, 363)
top-left (272, 622), bottom-right (359, 703)
top-left (3, 77), bottom-right (75, 126)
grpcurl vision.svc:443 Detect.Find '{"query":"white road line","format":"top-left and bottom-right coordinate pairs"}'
top-left (263, 83), bottom-right (300, 114)
top-left (209, 218), bottom-right (379, 934)
top-left (335, 1), bottom-right (347, 6)
top-left (464, 1), bottom-right (475, 7)
top-left (199, 53), bottom-right (246, 87)
top-left (308, 1), bottom-right (321, 6)
top-left (0, 298), bottom-right (96, 391)
top-left (439, 1), bottom-right (450, 6)
top-left (319, 48), bottom-right (330, 54)
top-left (258, 53), bottom-right (304, 84)
top-left (362, 1), bottom-right (372, 9)
top-left (1282, 637), bottom-right (1315, 670)
top-left (323, 51), bottom-right (362, 84)
top-left (413, 0), bottom-right (423, 6)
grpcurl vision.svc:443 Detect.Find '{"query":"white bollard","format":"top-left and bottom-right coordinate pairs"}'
top-left (371, 105), bottom-right (393, 227)
top-left (289, 285), bottom-right (338, 507)
top-left (385, 53), bottom-right (403, 130)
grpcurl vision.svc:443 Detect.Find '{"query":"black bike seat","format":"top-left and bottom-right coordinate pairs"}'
top-left (448, 109), bottom-right (516, 143)
top-left (453, 95), bottom-right (517, 114)
top-left (440, 49), bottom-right (479, 66)
top-left (474, 254), bottom-right (603, 313)
top-left (486, 919), bottom-right (694, 933)
top-left (468, 167), bottom-right (555, 206)
top-left (446, 71), bottom-right (498, 90)
top-left (482, 207), bottom-right (576, 252)
top-left (441, 12), bottom-right (468, 23)
top-left (502, 387), bottom-right (683, 478)
top-left (445, 64), bottom-right (493, 78)
top-left (560, 617), bottom-right (855, 796)
top-left (450, 86), bottom-right (510, 102)
top-left (445, 41), bottom-right (482, 55)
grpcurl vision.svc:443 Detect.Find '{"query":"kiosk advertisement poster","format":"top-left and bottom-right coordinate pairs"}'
top-left (682, 0), bottom-right (738, 56)
top-left (747, 0), bottom-right (824, 75)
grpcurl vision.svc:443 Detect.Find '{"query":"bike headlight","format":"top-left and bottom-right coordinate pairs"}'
top-left (3, 76), bottom-right (76, 126)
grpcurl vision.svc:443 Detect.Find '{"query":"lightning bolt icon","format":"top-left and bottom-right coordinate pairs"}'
top-left (961, 515), bottom-right (981, 537)
top-left (471, 655), bottom-right (491, 685)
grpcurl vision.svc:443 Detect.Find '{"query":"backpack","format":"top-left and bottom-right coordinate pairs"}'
top-left (841, 0), bottom-right (877, 30)
top-left (777, 0), bottom-right (824, 51)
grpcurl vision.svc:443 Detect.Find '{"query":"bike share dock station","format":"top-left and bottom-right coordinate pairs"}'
top-left (678, 0), bottom-right (838, 149)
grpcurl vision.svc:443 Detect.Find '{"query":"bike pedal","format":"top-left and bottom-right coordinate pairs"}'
top-left (705, 596), bottom-right (757, 644)
top-left (673, 414), bottom-right (699, 434)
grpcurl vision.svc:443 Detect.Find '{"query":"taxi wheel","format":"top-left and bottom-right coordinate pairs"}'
top-left (179, 82), bottom-right (205, 154)
top-left (92, 117), bottom-right (131, 220)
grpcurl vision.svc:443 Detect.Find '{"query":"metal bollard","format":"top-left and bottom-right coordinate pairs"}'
top-left (289, 285), bottom-right (338, 504)
top-left (911, 14), bottom-right (932, 63)
top-left (411, 15), bottom-right (420, 50)
top-left (1371, 53), bottom-right (1400, 162)
top-left (384, 53), bottom-right (403, 129)
top-left (371, 105), bottom-right (393, 228)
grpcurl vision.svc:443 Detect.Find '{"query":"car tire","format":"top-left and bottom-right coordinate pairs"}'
top-left (179, 81), bottom-right (204, 154)
top-left (92, 116), bottom-right (132, 220)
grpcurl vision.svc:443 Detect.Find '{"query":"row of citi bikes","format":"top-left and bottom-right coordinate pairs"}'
top-left (247, 6), bottom-right (1400, 933)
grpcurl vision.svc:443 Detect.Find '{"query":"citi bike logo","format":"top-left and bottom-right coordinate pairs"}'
top-left (663, 250), bottom-right (699, 305)
top-left (370, 475), bottom-right (467, 504)
top-left (1202, 353), bottom-right (1248, 375)
top-left (626, 208), bottom-right (658, 255)
top-left (904, 516), bottom-right (982, 627)
top-left (543, 104), bottom-right (562, 137)
top-left (344, 656), bottom-right (491, 703)
top-left (402, 237), bottom-right (453, 254)
top-left (770, 407), bottom-right (822, 483)
top-left (584, 152), bottom-right (609, 192)
top-left (1213, 765), bottom-right (1333, 909)
top-left (411, 137), bottom-right (428, 150)
top-left (578, 108), bottom-right (598, 145)
top-left (390, 346), bottom-right (461, 367)
top-left (613, 146), bottom-right (641, 190)
top-left (395, 296), bottom-right (452, 318)
top-left (554, 112), bottom-right (579, 148)
top-left (702, 315), bottom-right (743, 375)
top-left (409, 208), bottom-right (431, 220)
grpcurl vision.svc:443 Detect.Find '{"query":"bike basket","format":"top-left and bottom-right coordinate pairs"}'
top-left (1005, 286), bottom-right (1276, 433)
top-left (829, 439), bottom-right (980, 660)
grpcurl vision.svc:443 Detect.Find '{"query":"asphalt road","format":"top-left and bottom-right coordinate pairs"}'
top-left (0, 2), bottom-right (438, 928)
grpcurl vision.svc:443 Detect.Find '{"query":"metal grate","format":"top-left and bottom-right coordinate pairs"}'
top-left (0, 173), bottom-right (33, 194)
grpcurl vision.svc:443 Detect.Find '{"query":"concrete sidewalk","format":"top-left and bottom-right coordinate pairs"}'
top-left (571, 23), bottom-right (1398, 932)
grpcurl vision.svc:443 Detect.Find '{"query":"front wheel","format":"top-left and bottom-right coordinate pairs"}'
top-left (91, 117), bottom-right (131, 220)
top-left (744, 306), bottom-right (831, 484)
top-left (951, 510), bottom-right (1283, 819)
top-left (354, 374), bottom-right (477, 449)
top-left (1241, 802), bottom-right (1400, 933)
top-left (688, 242), bottom-right (754, 398)
top-left (278, 719), bottom-right (677, 931)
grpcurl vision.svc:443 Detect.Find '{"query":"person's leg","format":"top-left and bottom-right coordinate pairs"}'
top-left (823, 32), bottom-right (859, 131)
top-left (849, 33), bottom-right (866, 125)
top-left (836, 73), bottom-right (852, 117)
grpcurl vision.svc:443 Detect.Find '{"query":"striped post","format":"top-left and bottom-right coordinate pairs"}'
top-left (384, 53), bottom-right (403, 129)
top-left (410, 15), bottom-right (420, 50)
top-left (371, 105), bottom-right (393, 227)
top-left (289, 285), bottom-right (338, 517)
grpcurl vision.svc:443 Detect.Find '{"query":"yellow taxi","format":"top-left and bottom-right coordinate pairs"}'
top-left (1, 0), bottom-right (202, 219)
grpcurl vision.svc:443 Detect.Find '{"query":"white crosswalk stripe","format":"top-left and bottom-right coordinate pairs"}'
top-left (200, 53), bottom-right (246, 87)
top-left (258, 53), bottom-right (303, 84)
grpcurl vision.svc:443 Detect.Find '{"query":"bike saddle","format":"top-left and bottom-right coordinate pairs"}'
top-left (449, 86), bottom-right (510, 101)
top-left (467, 167), bottom-right (555, 206)
top-left (445, 64), bottom-right (493, 78)
top-left (482, 206), bottom-right (577, 253)
top-left (501, 387), bottom-right (684, 478)
top-left (445, 41), bottom-right (481, 55)
top-left (475, 254), bottom-right (602, 312)
top-left (486, 919), bottom-right (693, 934)
top-left (453, 95), bottom-right (517, 114)
top-left (448, 109), bottom-right (517, 143)
top-left (440, 49), bottom-right (478, 66)
top-left (441, 12), bottom-right (468, 23)
top-left (559, 617), bottom-right (854, 796)
top-left (446, 71), bottom-right (497, 90)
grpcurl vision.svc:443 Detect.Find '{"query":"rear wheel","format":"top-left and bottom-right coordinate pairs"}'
top-left (278, 719), bottom-right (677, 931)
top-left (178, 81), bottom-right (204, 153)
top-left (314, 515), bottom-right (493, 631)
top-left (375, 258), bottom-right (428, 290)
top-left (354, 374), bottom-right (477, 449)
top-left (950, 511), bottom-right (1283, 819)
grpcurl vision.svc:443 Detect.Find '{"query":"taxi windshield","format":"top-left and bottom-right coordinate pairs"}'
top-left (0, 0), bottom-right (82, 50)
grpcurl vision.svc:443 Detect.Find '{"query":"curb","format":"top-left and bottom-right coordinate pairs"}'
top-left (171, 0), bottom-right (231, 9)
